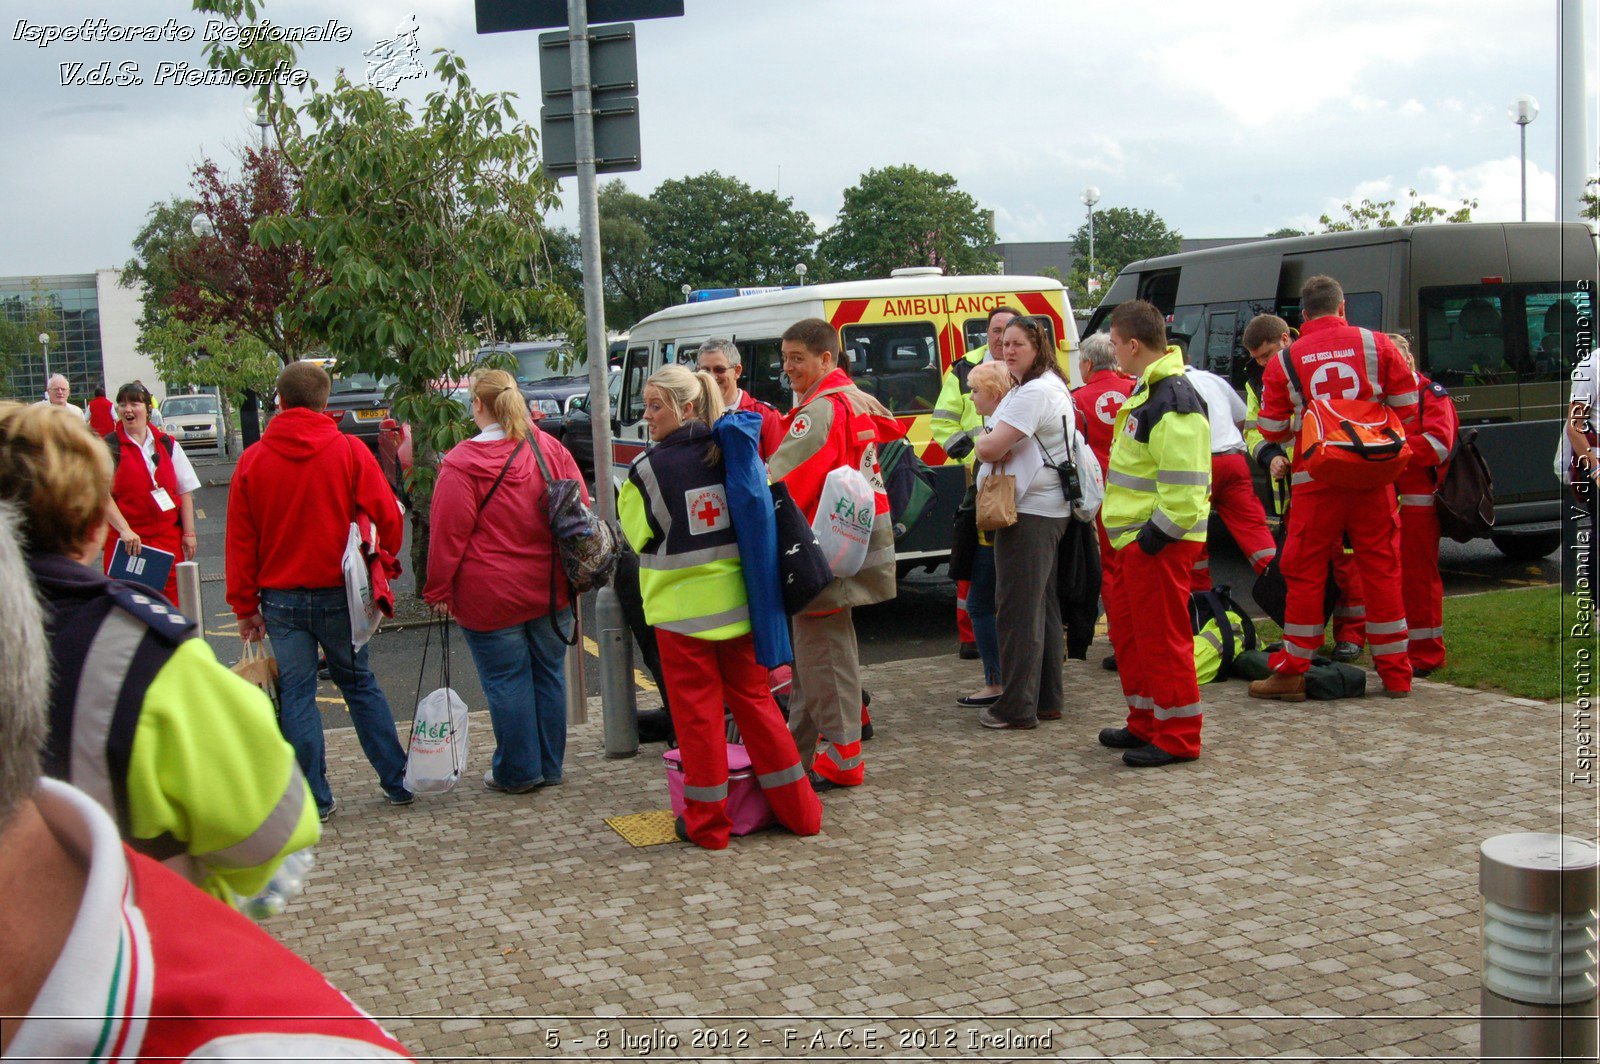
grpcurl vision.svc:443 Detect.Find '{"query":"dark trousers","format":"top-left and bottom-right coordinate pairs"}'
top-left (990, 513), bottom-right (1069, 724)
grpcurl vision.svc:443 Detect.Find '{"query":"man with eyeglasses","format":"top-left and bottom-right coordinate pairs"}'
top-left (696, 339), bottom-right (784, 458)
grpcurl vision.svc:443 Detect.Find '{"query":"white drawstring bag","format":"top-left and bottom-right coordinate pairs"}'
top-left (809, 465), bottom-right (875, 578)
top-left (403, 621), bottom-right (469, 794)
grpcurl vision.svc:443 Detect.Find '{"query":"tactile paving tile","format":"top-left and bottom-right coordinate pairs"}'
top-left (604, 809), bottom-right (680, 847)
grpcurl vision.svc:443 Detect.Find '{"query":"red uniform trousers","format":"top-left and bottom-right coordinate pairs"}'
top-left (1107, 539), bottom-right (1205, 759)
top-left (657, 630), bottom-right (822, 850)
top-left (1330, 549), bottom-right (1367, 646)
top-left (1096, 517), bottom-right (1120, 639)
top-left (1398, 491), bottom-right (1446, 671)
top-left (956, 579), bottom-right (975, 643)
top-left (1269, 484), bottom-right (1411, 690)
top-left (1191, 452), bottom-right (1278, 591)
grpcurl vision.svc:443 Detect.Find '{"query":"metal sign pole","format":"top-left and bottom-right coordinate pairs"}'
top-left (175, 560), bottom-right (203, 621)
top-left (567, 0), bottom-right (637, 758)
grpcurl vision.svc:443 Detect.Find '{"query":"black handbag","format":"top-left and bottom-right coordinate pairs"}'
top-left (771, 481), bottom-right (833, 614)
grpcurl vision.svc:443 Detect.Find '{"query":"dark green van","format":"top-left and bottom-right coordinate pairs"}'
top-left (1083, 222), bottom-right (1598, 560)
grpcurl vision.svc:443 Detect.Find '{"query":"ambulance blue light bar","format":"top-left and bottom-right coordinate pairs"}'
top-left (687, 286), bottom-right (797, 303)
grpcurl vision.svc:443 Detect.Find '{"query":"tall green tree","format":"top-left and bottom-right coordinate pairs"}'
top-left (256, 54), bottom-right (577, 578)
top-left (818, 165), bottom-right (996, 280)
top-left (552, 180), bottom-right (672, 328)
top-left (1071, 206), bottom-right (1181, 278)
top-left (1319, 188), bottom-right (1477, 231)
top-left (647, 172), bottom-right (816, 293)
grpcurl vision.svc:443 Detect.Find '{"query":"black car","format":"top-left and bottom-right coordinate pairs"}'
top-left (322, 370), bottom-right (395, 451)
top-left (478, 342), bottom-right (592, 443)
top-left (558, 367), bottom-right (621, 487)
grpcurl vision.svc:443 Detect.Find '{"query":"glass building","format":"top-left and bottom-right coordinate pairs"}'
top-left (0, 274), bottom-right (104, 402)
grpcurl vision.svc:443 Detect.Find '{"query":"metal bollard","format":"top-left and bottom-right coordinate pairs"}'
top-left (1480, 832), bottom-right (1600, 1062)
top-left (175, 560), bottom-right (203, 621)
top-left (564, 609), bottom-right (587, 726)
top-left (596, 585), bottom-right (638, 758)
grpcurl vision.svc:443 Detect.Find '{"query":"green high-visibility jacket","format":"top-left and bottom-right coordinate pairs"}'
top-left (1102, 346), bottom-right (1212, 551)
top-left (930, 344), bottom-right (988, 465)
top-left (1243, 377), bottom-right (1292, 471)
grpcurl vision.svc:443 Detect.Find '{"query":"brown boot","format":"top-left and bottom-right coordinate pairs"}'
top-left (1248, 672), bottom-right (1307, 702)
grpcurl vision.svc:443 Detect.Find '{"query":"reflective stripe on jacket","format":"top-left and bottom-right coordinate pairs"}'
top-left (618, 422), bottom-right (751, 640)
top-left (32, 553), bottom-right (318, 905)
top-left (929, 345), bottom-right (987, 465)
top-left (1102, 346), bottom-right (1213, 550)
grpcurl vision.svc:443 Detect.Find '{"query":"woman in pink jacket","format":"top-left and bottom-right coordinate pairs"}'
top-left (424, 369), bottom-right (587, 793)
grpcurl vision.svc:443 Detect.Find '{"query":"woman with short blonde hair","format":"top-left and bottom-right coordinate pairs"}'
top-left (954, 362), bottom-right (1014, 709)
top-left (425, 366), bottom-right (589, 792)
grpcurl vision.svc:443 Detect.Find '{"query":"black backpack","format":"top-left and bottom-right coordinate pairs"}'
top-left (1189, 586), bottom-right (1257, 682)
top-left (1434, 428), bottom-right (1495, 543)
top-left (878, 438), bottom-right (937, 540)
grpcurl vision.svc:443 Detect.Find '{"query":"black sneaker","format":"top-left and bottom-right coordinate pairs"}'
top-left (673, 816), bottom-right (690, 843)
top-left (1122, 744), bottom-right (1197, 768)
top-left (861, 721), bottom-right (875, 741)
top-left (1097, 727), bottom-right (1144, 749)
top-left (958, 641), bottom-right (980, 660)
top-left (318, 797), bottom-right (338, 822)
top-left (1101, 655), bottom-right (1118, 672)
top-left (385, 790), bottom-right (414, 807)
top-left (807, 770), bottom-right (841, 793)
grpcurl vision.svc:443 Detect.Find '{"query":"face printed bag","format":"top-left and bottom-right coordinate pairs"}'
top-left (403, 621), bottom-right (469, 794)
top-left (809, 465), bottom-right (874, 578)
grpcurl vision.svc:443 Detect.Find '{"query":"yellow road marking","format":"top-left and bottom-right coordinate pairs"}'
top-left (317, 696), bottom-right (347, 707)
top-left (195, 508), bottom-right (206, 520)
top-left (581, 636), bottom-right (656, 690)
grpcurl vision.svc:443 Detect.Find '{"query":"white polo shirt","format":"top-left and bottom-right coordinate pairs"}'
top-left (1184, 368), bottom-right (1248, 456)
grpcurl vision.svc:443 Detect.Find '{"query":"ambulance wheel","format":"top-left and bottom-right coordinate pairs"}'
top-left (1491, 532), bottom-right (1560, 562)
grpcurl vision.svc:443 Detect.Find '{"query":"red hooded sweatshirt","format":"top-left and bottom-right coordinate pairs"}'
top-left (226, 407), bottom-right (403, 620)
top-left (423, 427), bottom-right (587, 632)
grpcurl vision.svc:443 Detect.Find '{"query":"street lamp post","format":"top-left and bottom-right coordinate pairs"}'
top-left (795, 262), bottom-right (807, 287)
top-left (38, 333), bottom-right (50, 385)
top-left (1081, 186), bottom-right (1101, 290)
top-left (1510, 95), bottom-right (1540, 222)
top-left (681, 283), bottom-right (691, 304)
top-left (248, 97), bottom-right (271, 151)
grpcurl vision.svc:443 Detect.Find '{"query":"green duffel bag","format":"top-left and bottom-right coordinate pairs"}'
top-left (1231, 648), bottom-right (1273, 681)
top-left (1305, 659), bottom-right (1367, 700)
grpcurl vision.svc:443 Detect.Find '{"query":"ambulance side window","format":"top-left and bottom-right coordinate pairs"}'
top-left (741, 338), bottom-right (788, 411)
top-left (1419, 288), bottom-right (1509, 386)
top-left (841, 322), bottom-right (940, 415)
top-left (621, 345), bottom-right (650, 423)
top-left (963, 317), bottom-right (987, 352)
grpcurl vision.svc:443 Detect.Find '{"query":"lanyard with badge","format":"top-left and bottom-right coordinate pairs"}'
top-left (145, 445), bottom-right (176, 511)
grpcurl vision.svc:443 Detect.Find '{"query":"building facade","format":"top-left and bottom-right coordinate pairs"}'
top-left (1, 271), bottom-right (157, 406)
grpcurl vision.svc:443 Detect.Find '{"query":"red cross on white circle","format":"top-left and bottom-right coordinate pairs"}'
top-left (1094, 390), bottom-right (1124, 425)
top-left (1309, 361), bottom-right (1361, 402)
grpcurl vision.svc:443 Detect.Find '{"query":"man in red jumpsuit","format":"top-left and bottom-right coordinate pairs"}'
top-left (1072, 332), bottom-right (1135, 670)
top-left (1249, 276), bottom-right (1420, 700)
top-left (1388, 333), bottom-right (1458, 675)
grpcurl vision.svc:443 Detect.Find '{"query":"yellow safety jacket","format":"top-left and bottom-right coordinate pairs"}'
top-left (1102, 346), bottom-right (1213, 550)
top-left (1243, 377), bottom-right (1292, 471)
top-left (930, 344), bottom-right (988, 464)
top-left (617, 423), bottom-right (751, 641)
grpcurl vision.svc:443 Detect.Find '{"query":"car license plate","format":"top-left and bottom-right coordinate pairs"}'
top-left (356, 409), bottom-right (389, 421)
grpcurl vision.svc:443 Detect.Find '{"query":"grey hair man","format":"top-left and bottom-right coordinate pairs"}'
top-left (36, 374), bottom-right (86, 420)
top-left (1077, 332), bottom-right (1118, 382)
top-left (696, 338), bottom-right (783, 456)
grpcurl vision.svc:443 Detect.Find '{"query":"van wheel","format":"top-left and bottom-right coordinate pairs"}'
top-left (1491, 532), bottom-right (1561, 562)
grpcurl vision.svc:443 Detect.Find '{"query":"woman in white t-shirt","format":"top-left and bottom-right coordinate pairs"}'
top-left (972, 317), bottom-right (1076, 729)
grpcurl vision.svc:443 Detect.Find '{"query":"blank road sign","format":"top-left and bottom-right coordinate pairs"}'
top-left (476, 0), bottom-right (684, 33)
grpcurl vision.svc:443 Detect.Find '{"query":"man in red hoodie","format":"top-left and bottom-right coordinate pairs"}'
top-left (226, 361), bottom-right (411, 820)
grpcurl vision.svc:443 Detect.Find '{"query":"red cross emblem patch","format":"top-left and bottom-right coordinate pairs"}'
top-left (685, 485), bottom-right (730, 535)
top-left (789, 413), bottom-right (812, 439)
top-left (1095, 390), bottom-right (1124, 425)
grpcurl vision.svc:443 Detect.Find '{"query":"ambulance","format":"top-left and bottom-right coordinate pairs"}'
top-left (612, 267), bottom-right (1079, 569)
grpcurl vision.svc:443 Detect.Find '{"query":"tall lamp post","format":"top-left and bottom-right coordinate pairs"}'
top-left (248, 98), bottom-right (271, 151)
top-left (795, 262), bottom-right (807, 287)
top-left (38, 333), bottom-right (50, 386)
top-left (1510, 95), bottom-right (1539, 221)
top-left (1081, 186), bottom-right (1101, 290)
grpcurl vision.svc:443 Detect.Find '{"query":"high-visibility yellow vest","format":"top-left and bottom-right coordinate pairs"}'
top-left (1102, 346), bottom-right (1212, 550)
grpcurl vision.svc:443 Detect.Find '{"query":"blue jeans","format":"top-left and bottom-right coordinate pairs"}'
top-left (966, 543), bottom-right (1002, 686)
top-left (460, 609), bottom-right (570, 789)
top-left (261, 587), bottom-right (410, 812)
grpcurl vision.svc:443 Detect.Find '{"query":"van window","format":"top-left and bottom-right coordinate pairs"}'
top-left (741, 338), bottom-right (788, 411)
top-left (622, 345), bottom-right (650, 423)
top-left (1419, 288), bottom-right (1510, 386)
top-left (963, 318), bottom-right (987, 352)
top-left (841, 322), bottom-right (941, 415)
top-left (1168, 305), bottom-right (1202, 362)
top-left (1205, 307), bottom-right (1240, 378)
top-left (1277, 291), bottom-right (1383, 335)
top-left (1524, 290), bottom-right (1589, 382)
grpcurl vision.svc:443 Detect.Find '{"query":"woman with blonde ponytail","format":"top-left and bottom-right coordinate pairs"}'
top-left (617, 364), bottom-right (823, 850)
top-left (425, 368), bottom-right (589, 793)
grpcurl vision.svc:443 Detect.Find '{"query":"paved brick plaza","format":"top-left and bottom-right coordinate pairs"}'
top-left (284, 648), bottom-right (1567, 1060)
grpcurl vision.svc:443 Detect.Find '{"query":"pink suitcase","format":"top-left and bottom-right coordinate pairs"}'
top-left (663, 743), bottom-right (776, 836)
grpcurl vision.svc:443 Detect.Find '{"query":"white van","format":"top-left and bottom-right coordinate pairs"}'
top-left (611, 268), bottom-right (1078, 566)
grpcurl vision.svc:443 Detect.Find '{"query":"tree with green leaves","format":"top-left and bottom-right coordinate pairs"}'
top-left (818, 165), bottom-right (996, 280)
top-left (552, 180), bottom-right (672, 329)
top-left (1266, 226), bottom-right (1309, 238)
top-left (646, 172), bottom-right (816, 293)
top-left (1319, 188), bottom-right (1477, 231)
top-left (1582, 176), bottom-right (1599, 221)
top-left (255, 55), bottom-right (577, 578)
top-left (1071, 206), bottom-right (1181, 279)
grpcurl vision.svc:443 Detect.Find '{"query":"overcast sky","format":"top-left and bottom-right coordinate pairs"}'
top-left (1, 0), bottom-right (1595, 279)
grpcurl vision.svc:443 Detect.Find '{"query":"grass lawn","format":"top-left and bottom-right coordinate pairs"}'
top-left (1250, 586), bottom-right (1568, 701)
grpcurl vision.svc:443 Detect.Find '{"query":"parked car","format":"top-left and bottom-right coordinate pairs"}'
top-left (159, 393), bottom-right (221, 452)
top-left (323, 370), bottom-right (396, 451)
top-left (477, 341), bottom-right (590, 443)
top-left (377, 381), bottom-right (556, 503)
top-left (555, 367), bottom-right (621, 487)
